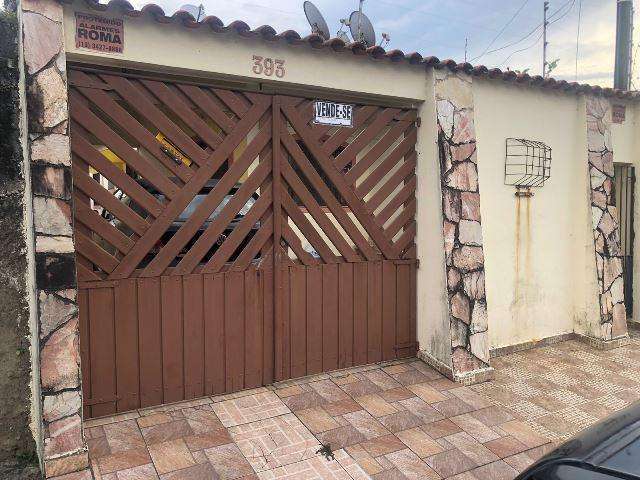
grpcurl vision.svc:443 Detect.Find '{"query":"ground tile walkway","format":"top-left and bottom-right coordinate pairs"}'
top-left (84, 358), bottom-right (553, 480)
top-left (471, 332), bottom-right (640, 443)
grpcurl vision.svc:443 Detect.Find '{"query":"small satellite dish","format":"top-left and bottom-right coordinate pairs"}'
top-left (303, 1), bottom-right (330, 40)
top-left (349, 10), bottom-right (375, 46)
top-left (179, 3), bottom-right (204, 21)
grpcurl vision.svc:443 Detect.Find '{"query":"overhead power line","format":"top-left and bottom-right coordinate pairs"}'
top-left (477, 0), bottom-right (575, 60)
top-left (470, 0), bottom-right (530, 62)
top-left (548, 0), bottom-right (576, 25)
top-left (499, 30), bottom-right (544, 66)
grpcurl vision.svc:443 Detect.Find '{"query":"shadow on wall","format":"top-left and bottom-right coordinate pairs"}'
top-left (0, 8), bottom-right (41, 480)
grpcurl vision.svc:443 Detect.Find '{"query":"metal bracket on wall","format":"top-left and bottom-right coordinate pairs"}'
top-left (515, 186), bottom-right (534, 198)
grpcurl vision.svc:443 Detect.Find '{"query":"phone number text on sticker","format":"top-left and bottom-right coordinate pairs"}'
top-left (75, 12), bottom-right (124, 54)
top-left (314, 101), bottom-right (353, 127)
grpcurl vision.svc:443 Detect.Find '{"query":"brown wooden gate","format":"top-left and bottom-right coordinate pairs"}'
top-left (69, 68), bottom-right (418, 418)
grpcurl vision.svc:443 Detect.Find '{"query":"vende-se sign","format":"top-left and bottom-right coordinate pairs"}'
top-left (314, 100), bottom-right (353, 127)
top-left (75, 12), bottom-right (124, 54)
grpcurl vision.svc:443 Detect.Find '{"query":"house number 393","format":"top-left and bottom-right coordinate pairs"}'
top-left (252, 55), bottom-right (285, 78)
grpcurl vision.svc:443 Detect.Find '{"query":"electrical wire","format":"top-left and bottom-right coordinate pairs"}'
top-left (499, 30), bottom-right (544, 67)
top-left (479, 0), bottom-right (574, 59)
top-left (548, 0), bottom-right (576, 25)
top-left (470, 0), bottom-right (530, 62)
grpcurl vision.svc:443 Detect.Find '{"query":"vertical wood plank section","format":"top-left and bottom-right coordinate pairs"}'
top-left (410, 263), bottom-right (417, 357)
top-left (244, 269), bottom-right (263, 388)
top-left (382, 262), bottom-right (397, 361)
top-left (262, 266), bottom-right (274, 385)
top-left (367, 261), bottom-right (383, 363)
top-left (138, 277), bottom-right (163, 407)
top-left (161, 275), bottom-right (184, 403)
top-left (395, 264), bottom-right (411, 358)
top-left (204, 273), bottom-right (225, 395)
top-left (272, 95), bottom-right (284, 381)
top-left (353, 263), bottom-right (368, 366)
top-left (306, 265), bottom-right (323, 375)
top-left (322, 264), bottom-right (339, 371)
top-left (114, 279), bottom-right (139, 412)
top-left (88, 287), bottom-right (117, 417)
top-left (225, 271), bottom-right (245, 392)
top-left (290, 266), bottom-right (307, 378)
top-left (281, 266), bottom-right (291, 380)
top-left (78, 289), bottom-right (92, 418)
top-left (183, 274), bottom-right (204, 399)
top-left (338, 263), bottom-right (354, 369)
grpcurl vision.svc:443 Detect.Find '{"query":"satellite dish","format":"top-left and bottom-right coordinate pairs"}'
top-left (349, 10), bottom-right (375, 46)
top-left (179, 4), bottom-right (204, 21)
top-left (303, 1), bottom-right (330, 40)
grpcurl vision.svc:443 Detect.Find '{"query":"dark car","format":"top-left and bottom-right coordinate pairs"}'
top-left (105, 178), bottom-right (259, 268)
top-left (517, 402), bottom-right (640, 479)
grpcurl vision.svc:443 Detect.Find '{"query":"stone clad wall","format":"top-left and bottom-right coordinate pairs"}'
top-left (20, 0), bottom-right (90, 476)
top-left (0, 8), bottom-right (41, 478)
top-left (586, 96), bottom-right (628, 342)
top-left (433, 68), bottom-right (492, 381)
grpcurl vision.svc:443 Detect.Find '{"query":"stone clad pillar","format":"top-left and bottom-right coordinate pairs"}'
top-left (585, 96), bottom-right (629, 346)
top-left (430, 67), bottom-right (493, 383)
top-left (20, 0), bottom-right (90, 476)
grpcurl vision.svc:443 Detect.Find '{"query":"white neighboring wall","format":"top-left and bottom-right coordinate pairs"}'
top-left (473, 80), bottom-right (600, 350)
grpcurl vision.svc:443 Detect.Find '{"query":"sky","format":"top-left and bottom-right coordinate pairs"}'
top-left (126, 0), bottom-right (637, 88)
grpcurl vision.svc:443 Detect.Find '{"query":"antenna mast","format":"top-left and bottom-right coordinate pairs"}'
top-left (543, 1), bottom-right (549, 77)
top-left (357, 0), bottom-right (364, 42)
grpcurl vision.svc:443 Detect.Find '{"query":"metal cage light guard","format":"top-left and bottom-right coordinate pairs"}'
top-left (504, 138), bottom-right (552, 196)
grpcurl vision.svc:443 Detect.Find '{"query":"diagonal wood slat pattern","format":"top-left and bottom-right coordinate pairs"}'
top-left (70, 69), bottom-right (417, 282)
top-left (276, 98), bottom-right (418, 263)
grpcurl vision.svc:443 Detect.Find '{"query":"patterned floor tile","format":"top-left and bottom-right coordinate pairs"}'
top-left (111, 463), bottom-right (159, 479)
top-left (160, 462), bottom-right (219, 480)
top-left (86, 337), bottom-right (640, 480)
top-left (229, 413), bottom-right (320, 472)
top-left (204, 443), bottom-right (255, 479)
top-left (316, 425), bottom-right (368, 450)
top-left (148, 439), bottom-right (196, 475)
top-left (396, 428), bottom-right (443, 458)
top-left (96, 446), bottom-right (152, 475)
top-left (333, 448), bottom-right (373, 480)
top-left (383, 449), bottom-right (440, 479)
top-left (425, 448), bottom-right (478, 478)
top-left (256, 456), bottom-right (351, 479)
top-left (470, 460), bottom-right (519, 480)
top-left (296, 407), bottom-right (340, 433)
top-left (213, 392), bottom-right (290, 427)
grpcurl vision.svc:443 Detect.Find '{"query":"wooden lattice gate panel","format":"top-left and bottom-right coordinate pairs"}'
top-left (71, 68), bottom-right (418, 417)
top-left (272, 95), bottom-right (418, 380)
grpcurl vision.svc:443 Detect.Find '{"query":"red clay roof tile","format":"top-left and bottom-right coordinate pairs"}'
top-left (63, 0), bottom-right (639, 100)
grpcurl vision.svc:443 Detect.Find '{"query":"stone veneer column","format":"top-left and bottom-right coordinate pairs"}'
top-left (433, 68), bottom-right (493, 382)
top-left (585, 96), bottom-right (628, 346)
top-left (20, 0), bottom-right (90, 477)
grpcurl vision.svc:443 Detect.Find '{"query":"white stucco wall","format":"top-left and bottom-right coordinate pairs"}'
top-left (63, 3), bottom-right (426, 103)
top-left (473, 80), bottom-right (600, 349)
top-left (415, 69), bottom-right (451, 366)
